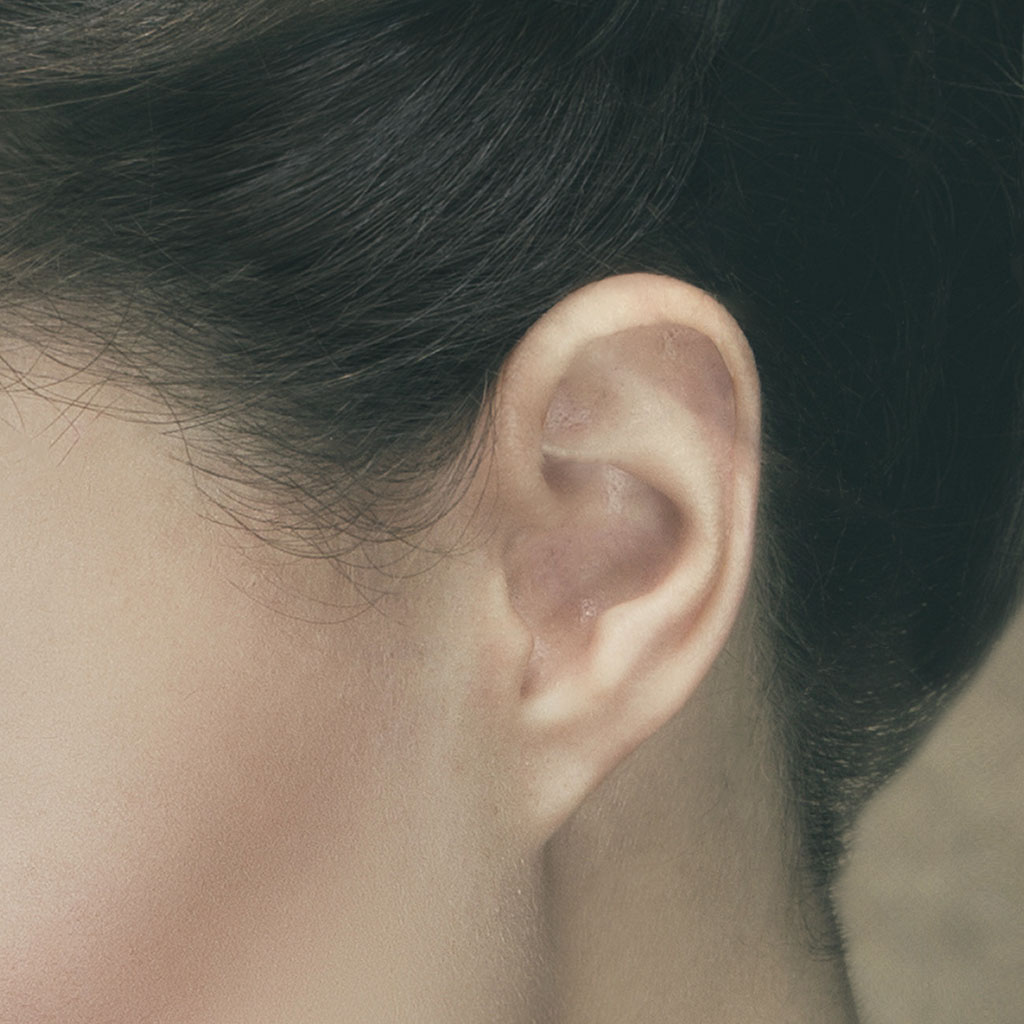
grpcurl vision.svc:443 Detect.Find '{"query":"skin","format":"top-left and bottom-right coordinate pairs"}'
top-left (0, 273), bottom-right (859, 1023)
top-left (0, 351), bottom-right (542, 1022)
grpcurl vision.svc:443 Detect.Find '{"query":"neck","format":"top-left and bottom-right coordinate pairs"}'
top-left (544, 660), bottom-right (861, 1024)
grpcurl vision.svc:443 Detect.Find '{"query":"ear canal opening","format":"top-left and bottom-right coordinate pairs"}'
top-left (500, 310), bottom-right (748, 710)
top-left (509, 454), bottom-right (684, 695)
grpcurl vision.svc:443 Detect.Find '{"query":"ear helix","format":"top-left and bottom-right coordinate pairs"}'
top-left (504, 323), bottom-right (733, 697)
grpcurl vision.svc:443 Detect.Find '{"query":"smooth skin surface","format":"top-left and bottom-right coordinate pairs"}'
top-left (0, 349), bottom-right (539, 1022)
top-left (0, 274), bottom-right (858, 1024)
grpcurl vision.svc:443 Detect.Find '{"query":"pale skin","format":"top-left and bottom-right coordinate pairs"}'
top-left (0, 273), bottom-right (860, 1022)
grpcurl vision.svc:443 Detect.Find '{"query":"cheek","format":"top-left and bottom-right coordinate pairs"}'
top-left (0, 471), bottom-right (416, 1021)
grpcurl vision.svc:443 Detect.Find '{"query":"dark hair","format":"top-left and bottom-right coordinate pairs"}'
top-left (1, 0), bottom-right (1022, 892)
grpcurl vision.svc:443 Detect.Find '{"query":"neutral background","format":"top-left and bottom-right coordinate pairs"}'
top-left (838, 603), bottom-right (1024, 1023)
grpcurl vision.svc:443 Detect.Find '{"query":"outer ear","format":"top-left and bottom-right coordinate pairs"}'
top-left (490, 273), bottom-right (760, 842)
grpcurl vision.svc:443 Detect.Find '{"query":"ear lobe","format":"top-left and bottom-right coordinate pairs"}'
top-left (491, 275), bottom-right (760, 841)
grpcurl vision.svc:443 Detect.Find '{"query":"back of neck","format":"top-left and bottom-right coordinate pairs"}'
top-left (544, 667), bottom-right (861, 1024)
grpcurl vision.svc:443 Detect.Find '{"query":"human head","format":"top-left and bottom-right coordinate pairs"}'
top-left (0, 0), bottom-right (1021, 1018)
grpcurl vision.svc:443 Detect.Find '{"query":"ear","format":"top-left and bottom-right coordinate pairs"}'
top-left (489, 273), bottom-right (760, 842)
